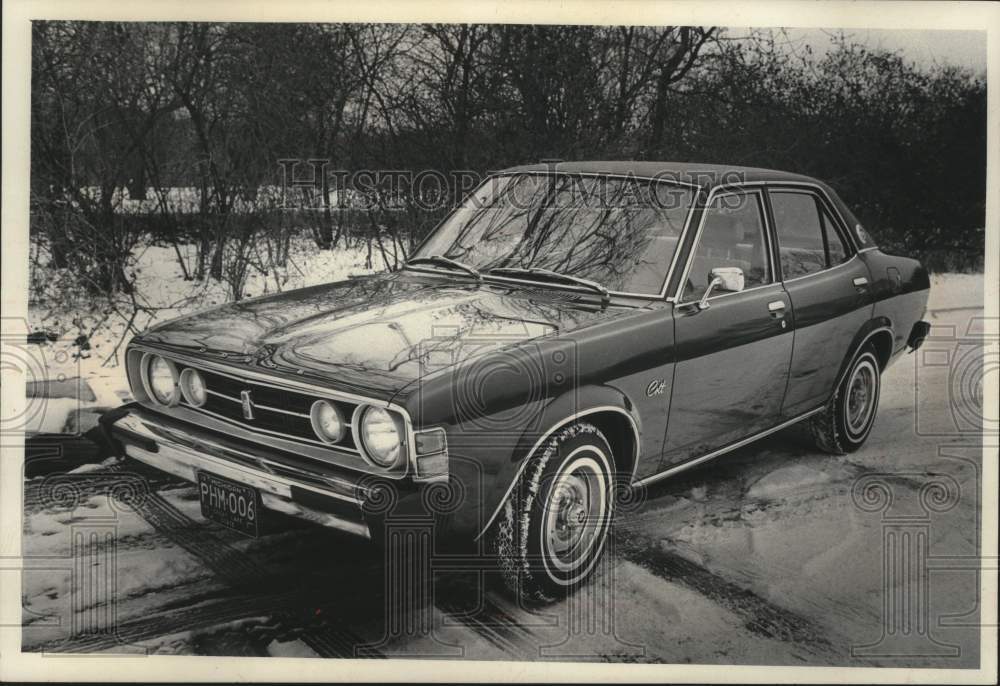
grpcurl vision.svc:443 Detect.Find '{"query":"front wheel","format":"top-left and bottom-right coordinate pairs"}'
top-left (809, 346), bottom-right (882, 454)
top-left (491, 422), bottom-right (615, 604)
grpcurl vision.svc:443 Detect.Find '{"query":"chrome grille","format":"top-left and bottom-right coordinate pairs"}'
top-left (176, 363), bottom-right (360, 452)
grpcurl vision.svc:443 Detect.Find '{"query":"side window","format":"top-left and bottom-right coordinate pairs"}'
top-left (819, 204), bottom-right (850, 266)
top-left (682, 192), bottom-right (771, 302)
top-left (771, 191), bottom-right (851, 278)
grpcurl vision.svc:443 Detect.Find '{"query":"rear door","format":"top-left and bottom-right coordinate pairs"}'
top-left (661, 189), bottom-right (794, 469)
top-left (766, 187), bottom-right (874, 418)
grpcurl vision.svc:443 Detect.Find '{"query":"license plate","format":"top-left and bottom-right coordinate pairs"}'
top-left (198, 472), bottom-right (260, 537)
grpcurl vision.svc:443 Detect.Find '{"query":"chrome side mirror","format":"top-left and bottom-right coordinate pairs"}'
top-left (698, 267), bottom-right (745, 310)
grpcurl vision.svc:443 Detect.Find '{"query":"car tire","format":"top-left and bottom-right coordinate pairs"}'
top-left (492, 421), bottom-right (616, 604)
top-left (809, 346), bottom-right (882, 454)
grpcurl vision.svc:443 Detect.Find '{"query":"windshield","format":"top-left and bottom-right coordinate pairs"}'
top-left (412, 173), bottom-right (695, 294)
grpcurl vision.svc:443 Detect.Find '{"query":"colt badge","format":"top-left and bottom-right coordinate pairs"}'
top-left (646, 379), bottom-right (667, 397)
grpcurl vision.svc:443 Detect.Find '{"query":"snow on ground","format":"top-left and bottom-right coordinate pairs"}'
top-left (21, 489), bottom-right (214, 647)
top-left (76, 185), bottom-right (367, 215)
top-left (25, 236), bottom-right (379, 434)
top-left (266, 638), bottom-right (323, 658)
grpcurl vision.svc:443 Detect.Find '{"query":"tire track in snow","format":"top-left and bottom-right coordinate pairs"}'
top-left (129, 491), bottom-right (387, 657)
top-left (24, 483), bottom-right (388, 657)
top-left (24, 463), bottom-right (186, 516)
top-left (132, 491), bottom-right (272, 591)
top-left (29, 592), bottom-right (294, 654)
top-left (437, 585), bottom-right (538, 659)
top-left (613, 529), bottom-right (840, 658)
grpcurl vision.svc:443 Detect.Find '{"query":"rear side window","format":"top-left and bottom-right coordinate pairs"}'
top-left (770, 191), bottom-right (851, 279)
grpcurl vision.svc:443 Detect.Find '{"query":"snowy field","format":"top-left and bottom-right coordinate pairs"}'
top-left (25, 238), bottom-right (379, 434)
top-left (19, 266), bottom-right (987, 665)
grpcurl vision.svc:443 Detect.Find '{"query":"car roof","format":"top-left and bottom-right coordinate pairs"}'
top-left (497, 160), bottom-right (821, 189)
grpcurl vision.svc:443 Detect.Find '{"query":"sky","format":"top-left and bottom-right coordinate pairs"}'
top-left (775, 28), bottom-right (987, 73)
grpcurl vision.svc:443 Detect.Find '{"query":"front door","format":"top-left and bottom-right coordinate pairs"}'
top-left (661, 189), bottom-right (794, 468)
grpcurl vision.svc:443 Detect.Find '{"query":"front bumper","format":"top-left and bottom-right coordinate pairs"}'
top-left (100, 403), bottom-right (398, 539)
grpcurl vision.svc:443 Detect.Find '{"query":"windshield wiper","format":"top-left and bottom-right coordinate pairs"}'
top-left (487, 267), bottom-right (610, 307)
top-left (405, 255), bottom-right (482, 283)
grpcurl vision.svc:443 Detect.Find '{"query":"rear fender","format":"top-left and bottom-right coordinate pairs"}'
top-left (827, 318), bottom-right (894, 405)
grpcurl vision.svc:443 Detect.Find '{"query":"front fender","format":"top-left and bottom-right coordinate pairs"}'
top-left (468, 383), bottom-right (641, 541)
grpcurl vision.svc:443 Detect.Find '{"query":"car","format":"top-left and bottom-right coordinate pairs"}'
top-left (101, 161), bottom-right (931, 601)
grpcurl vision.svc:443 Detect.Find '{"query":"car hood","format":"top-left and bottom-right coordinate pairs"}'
top-left (135, 272), bottom-right (632, 401)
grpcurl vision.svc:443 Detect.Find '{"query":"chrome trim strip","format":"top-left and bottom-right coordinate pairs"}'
top-left (473, 405), bottom-right (641, 541)
top-left (259, 493), bottom-right (370, 539)
top-left (126, 434), bottom-right (372, 539)
top-left (207, 389), bottom-right (240, 401)
top-left (133, 343), bottom-right (399, 408)
top-left (656, 185), bottom-right (701, 301)
top-left (114, 411), bottom-right (368, 506)
top-left (780, 253), bottom-right (861, 285)
top-left (204, 389), bottom-right (310, 418)
top-left (676, 281), bottom-right (785, 309)
top-left (493, 169), bottom-right (702, 191)
top-left (245, 401), bottom-right (307, 418)
top-left (179, 402), bottom-right (359, 453)
top-left (831, 326), bottom-right (894, 391)
top-left (632, 406), bottom-right (826, 490)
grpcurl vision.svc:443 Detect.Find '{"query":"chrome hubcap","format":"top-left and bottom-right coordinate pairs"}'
top-left (846, 361), bottom-right (877, 435)
top-left (543, 456), bottom-right (607, 573)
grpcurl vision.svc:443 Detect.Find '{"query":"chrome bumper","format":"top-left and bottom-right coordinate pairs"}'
top-left (104, 405), bottom-right (373, 539)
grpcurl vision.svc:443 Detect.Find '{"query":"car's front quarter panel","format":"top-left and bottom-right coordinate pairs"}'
top-left (400, 301), bottom-right (676, 539)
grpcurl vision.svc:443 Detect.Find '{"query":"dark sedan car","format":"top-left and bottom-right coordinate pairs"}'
top-left (102, 162), bottom-right (931, 601)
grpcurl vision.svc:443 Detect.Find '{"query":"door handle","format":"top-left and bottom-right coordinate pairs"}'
top-left (853, 276), bottom-right (869, 288)
top-left (767, 300), bottom-right (786, 316)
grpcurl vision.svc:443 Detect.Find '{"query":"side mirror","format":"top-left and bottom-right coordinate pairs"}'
top-left (698, 267), bottom-right (745, 310)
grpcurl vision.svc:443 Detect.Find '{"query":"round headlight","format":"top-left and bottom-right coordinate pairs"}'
top-left (179, 368), bottom-right (208, 407)
top-left (145, 354), bottom-right (179, 405)
top-left (356, 406), bottom-right (404, 468)
top-left (310, 400), bottom-right (346, 443)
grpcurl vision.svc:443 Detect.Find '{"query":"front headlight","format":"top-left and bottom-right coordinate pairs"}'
top-left (179, 368), bottom-right (208, 407)
top-left (355, 405), bottom-right (404, 468)
top-left (143, 354), bottom-right (179, 406)
top-left (310, 399), bottom-right (346, 443)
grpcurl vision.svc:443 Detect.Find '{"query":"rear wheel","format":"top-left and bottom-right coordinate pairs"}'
top-left (809, 346), bottom-right (881, 454)
top-left (491, 422), bottom-right (615, 603)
